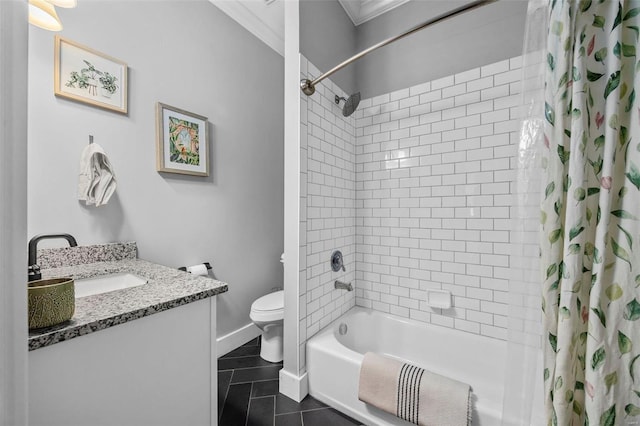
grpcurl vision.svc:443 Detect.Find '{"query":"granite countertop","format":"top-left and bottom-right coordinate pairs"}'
top-left (28, 242), bottom-right (228, 351)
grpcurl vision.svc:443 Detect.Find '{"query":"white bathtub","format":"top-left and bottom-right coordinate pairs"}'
top-left (307, 307), bottom-right (506, 425)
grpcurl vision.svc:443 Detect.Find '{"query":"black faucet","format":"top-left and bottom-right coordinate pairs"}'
top-left (28, 233), bottom-right (78, 282)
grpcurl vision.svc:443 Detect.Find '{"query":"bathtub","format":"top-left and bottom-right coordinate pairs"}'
top-left (306, 307), bottom-right (506, 425)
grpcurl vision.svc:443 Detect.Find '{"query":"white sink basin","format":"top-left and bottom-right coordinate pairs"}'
top-left (75, 273), bottom-right (148, 298)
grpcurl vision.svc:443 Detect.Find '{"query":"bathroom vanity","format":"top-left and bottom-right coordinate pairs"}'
top-left (27, 242), bottom-right (227, 426)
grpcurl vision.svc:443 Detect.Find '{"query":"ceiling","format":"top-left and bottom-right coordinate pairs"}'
top-left (209, 0), bottom-right (285, 56)
top-left (207, 0), bottom-right (413, 57)
top-left (338, 0), bottom-right (410, 26)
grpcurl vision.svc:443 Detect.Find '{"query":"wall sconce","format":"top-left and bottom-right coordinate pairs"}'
top-left (28, 0), bottom-right (77, 32)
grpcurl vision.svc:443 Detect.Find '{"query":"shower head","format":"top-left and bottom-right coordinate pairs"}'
top-left (335, 92), bottom-right (361, 117)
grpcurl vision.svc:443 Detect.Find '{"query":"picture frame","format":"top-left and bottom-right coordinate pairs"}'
top-left (54, 35), bottom-right (128, 114)
top-left (156, 102), bottom-right (209, 177)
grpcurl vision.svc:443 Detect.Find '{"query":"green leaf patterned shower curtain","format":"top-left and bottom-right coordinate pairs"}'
top-left (542, 0), bottom-right (640, 424)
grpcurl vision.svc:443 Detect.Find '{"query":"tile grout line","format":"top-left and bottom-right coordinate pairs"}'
top-left (220, 363), bottom-right (283, 372)
top-left (220, 336), bottom-right (361, 425)
top-left (277, 406), bottom-right (332, 416)
top-left (231, 378), bottom-right (281, 385)
top-left (218, 370), bottom-right (233, 422)
top-left (221, 354), bottom-right (263, 360)
top-left (250, 393), bottom-right (279, 401)
top-left (244, 382), bottom-right (254, 426)
top-left (272, 395), bottom-right (276, 426)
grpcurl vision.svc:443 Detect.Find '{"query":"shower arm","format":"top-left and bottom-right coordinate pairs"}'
top-left (300, 0), bottom-right (498, 96)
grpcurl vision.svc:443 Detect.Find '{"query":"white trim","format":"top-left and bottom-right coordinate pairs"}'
top-left (338, 0), bottom-right (410, 26)
top-left (209, 298), bottom-right (217, 426)
top-left (279, 369), bottom-right (308, 403)
top-left (282, 0), bottom-right (302, 390)
top-left (216, 322), bottom-right (261, 358)
top-left (337, 0), bottom-right (360, 25)
top-left (209, 0), bottom-right (284, 57)
top-left (0, 2), bottom-right (28, 425)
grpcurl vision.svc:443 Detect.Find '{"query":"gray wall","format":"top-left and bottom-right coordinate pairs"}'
top-left (28, 0), bottom-right (284, 339)
top-left (300, 0), bottom-right (357, 94)
top-left (299, 0), bottom-right (528, 99)
top-left (354, 0), bottom-right (529, 98)
top-left (1, 2), bottom-right (29, 423)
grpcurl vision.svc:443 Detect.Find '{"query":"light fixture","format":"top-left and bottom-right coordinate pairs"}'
top-left (28, 0), bottom-right (63, 31)
top-left (46, 0), bottom-right (77, 8)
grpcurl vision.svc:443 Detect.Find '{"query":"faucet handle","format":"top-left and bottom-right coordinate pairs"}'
top-left (331, 250), bottom-right (345, 272)
top-left (28, 264), bottom-right (42, 282)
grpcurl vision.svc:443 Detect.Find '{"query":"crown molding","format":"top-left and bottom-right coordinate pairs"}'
top-left (209, 0), bottom-right (284, 57)
top-left (338, 0), bottom-right (410, 26)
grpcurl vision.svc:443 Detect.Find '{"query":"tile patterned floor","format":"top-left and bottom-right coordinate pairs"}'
top-left (218, 337), bottom-right (363, 426)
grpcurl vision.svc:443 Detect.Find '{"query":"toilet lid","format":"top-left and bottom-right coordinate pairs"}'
top-left (252, 290), bottom-right (284, 312)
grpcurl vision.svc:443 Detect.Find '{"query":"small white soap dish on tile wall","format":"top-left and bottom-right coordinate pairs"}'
top-left (426, 290), bottom-right (452, 309)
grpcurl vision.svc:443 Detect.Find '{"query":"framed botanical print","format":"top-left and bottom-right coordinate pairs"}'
top-left (156, 102), bottom-right (209, 177)
top-left (54, 35), bottom-right (128, 114)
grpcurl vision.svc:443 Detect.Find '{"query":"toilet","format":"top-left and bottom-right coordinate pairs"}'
top-left (250, 290), bottom-right (284, 363)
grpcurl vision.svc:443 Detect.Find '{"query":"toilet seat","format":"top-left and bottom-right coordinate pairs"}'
top-left (250, 290), bottom-right (284, 322)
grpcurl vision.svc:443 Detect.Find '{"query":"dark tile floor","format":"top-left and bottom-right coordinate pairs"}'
top-left (218, 337), bottom-right (363, 426)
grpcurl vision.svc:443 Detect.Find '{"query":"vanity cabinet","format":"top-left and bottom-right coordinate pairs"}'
top-left (28, 297), bottom-right (217, 426)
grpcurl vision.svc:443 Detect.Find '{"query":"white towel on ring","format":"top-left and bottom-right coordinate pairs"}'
top-left (78, 143), bottom-right (117, 207)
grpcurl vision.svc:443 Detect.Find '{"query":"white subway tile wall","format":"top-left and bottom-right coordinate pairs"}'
top-left (299, 56), bottom-right (356, 373)
top-left (354, 57), bottom-right (524, 340)
top-left (297, 55), bottom-right (526, 369)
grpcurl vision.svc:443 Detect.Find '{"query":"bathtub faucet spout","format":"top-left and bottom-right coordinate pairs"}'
top-left (335, 280), bottom-right (352, 291)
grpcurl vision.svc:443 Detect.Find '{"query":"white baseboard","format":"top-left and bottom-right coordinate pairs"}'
top-left (279, 369), bottom-right (308, 402)
top-left (216, 323), bottom-right (261, 358)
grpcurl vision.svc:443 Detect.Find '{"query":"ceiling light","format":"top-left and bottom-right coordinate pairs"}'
top-left (28, 0), bottom-right (63, 31)
top-left (46, 0), bottom-right (77, 8)
top-left (29, 0), bottom-right (63, 31)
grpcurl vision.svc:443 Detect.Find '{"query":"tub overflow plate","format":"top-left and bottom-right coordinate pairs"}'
top-left (339, 323), bottom-right (348, 335)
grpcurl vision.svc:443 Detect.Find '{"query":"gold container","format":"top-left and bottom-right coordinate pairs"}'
top-left (28, 277), bottom-right (75, 330)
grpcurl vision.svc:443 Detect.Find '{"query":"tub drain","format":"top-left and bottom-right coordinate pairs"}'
top-left (339, 323), bottom-right (348, 335)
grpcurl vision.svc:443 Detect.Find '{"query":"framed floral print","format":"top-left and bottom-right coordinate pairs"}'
top-left (54, 35), bottom-right (128, 114)
top-left (155, 102), bottom-right (209, 177)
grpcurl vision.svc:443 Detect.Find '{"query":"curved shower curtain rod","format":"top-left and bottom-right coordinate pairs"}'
top-left (300, 0), bottom-right (498, 96)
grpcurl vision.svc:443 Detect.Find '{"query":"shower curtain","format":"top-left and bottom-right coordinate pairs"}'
top-left (542, 0), bottom-right (640, 423)
top-left (501, 1), bottom-right (547, 424)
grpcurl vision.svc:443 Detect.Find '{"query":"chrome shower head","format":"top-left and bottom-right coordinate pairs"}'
top-left (335, 92), bottom-right (361, 117)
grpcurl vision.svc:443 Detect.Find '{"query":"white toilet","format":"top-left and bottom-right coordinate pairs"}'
top-left (250, 290), bottom-right (284, 363)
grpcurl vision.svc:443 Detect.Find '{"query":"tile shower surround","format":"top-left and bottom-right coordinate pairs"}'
top-left (299, 55), bottom-right (525, 348)
top-left (299, 57), bottom-right (357, 373)
top-left (354, 57), bottom-right (525, 340)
